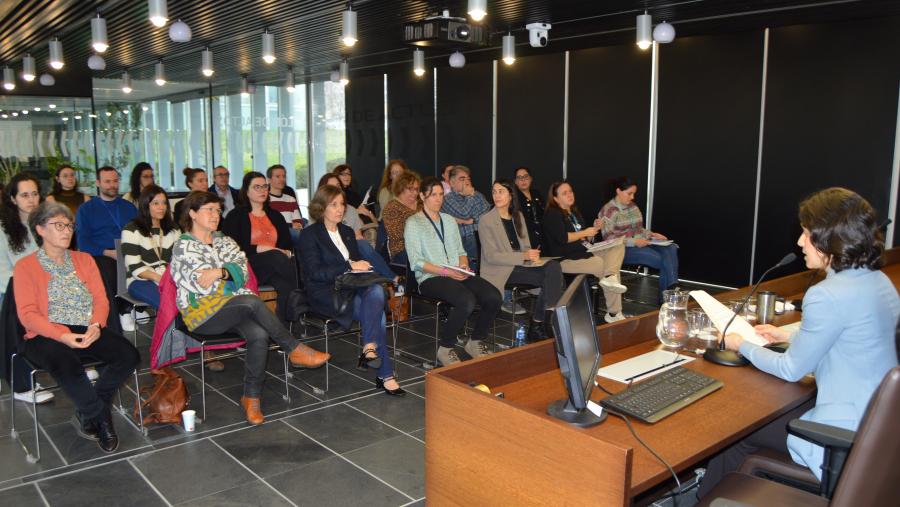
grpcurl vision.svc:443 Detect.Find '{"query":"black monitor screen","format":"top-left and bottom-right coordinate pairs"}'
top-left (550, 275), bottom-right (602, 409)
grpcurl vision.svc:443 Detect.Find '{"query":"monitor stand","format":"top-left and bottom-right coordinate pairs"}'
top-left (547, 399), bottom-right (606, 428)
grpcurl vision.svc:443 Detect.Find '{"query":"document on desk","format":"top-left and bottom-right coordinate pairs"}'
top-left (689, 290), bottom-right (767, 346)
top-left (598, 350), bottom-right (695, 383)
top-left (777, 320), bottom-right (801, 340)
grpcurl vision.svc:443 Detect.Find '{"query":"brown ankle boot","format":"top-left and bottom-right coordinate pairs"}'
top-left (240, 396), bottom-right (264, 425)
top-left (289, 343), bottom-right (330, 368)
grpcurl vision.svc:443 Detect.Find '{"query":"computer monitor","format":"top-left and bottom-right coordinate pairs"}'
top-left (547, 274), bottom-right (606, 427)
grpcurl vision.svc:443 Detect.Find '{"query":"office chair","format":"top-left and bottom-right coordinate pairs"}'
top-left (697, 365), bottom-right (900, 507)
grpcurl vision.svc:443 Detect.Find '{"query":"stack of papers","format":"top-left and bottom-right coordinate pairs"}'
top-left (598, 350), bottom-right (695, 383)
top-left (585, 237), bottom-right (623, 253)
top-left (440, 264), bottom-right (476, 277)
top-left (650, 239), bottom-right (674, 246)
top-left (689, 291), bottom-right (767, 346)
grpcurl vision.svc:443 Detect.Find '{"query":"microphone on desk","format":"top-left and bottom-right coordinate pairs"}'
top-left (704, 252), bottom-right (797, 367)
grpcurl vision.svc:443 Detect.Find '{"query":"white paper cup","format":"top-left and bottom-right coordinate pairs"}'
top-left (181, 409), bottom-right (196, 432)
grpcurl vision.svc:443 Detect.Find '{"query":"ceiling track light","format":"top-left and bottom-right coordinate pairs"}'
top-left (91, 14), bottom-right (108, 53)
top-left (201, 48), bottom-right (214, 77)
top-left (155, 60), bottom-right (166, 86)
top-left (339, 60), bottom-right (349, 85)
top-left (285, 66), bottom-right (295, 92)
top-left (413, 49), bottom-right (425, 77)
top-left (636, 11), bottom-right (652, 50)
top-left (468, 0), bottom-right (487, 22)
top-left (342, 5), bottom-right (358, 47)
top-left (502, 33), bottom-right (515, 65)
top-left (3, 66), bottom-right (15, 91)
top-left (22, 54), bottom-right (35, 81)
top-left (240, 75), bottom-right (250, 96)
top-left (262, 29), bottom-right (276, 63)
top-left (49, 37), bottom-right (64, 69)
top-left (149, 0), bottom-right (168, 28)
top-left (121, 71), bottom-right (132, 93)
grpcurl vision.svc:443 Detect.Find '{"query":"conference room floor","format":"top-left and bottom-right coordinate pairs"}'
top-left (0, 274), bottom-right (720, 506)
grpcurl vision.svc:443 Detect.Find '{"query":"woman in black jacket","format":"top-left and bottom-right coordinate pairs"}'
top-left (298, 184), bottom-right (404, 396)
top-left (513, 166), bottom-right (545, 249)
top-left (222, 172), bottom-right (297, 324)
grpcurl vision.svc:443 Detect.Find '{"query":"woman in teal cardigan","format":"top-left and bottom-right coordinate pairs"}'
top-left (701, 187), bottom-right (900, 495)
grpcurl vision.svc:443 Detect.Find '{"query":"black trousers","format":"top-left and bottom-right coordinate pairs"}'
top-left (249, 250), bottom-right (298, 323)
top-left (505, 260), bottom-right (564, 319)
top-left (419, 275), bottom-right (502, 348)
top-left (21, 326), bottom-right (139, 420)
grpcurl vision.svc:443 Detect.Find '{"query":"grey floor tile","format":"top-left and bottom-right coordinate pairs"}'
top-left (217, 380), bottom-right (322, 415)
top-left (404, 381), bottom-right (425, 398)
top-left (182, 357), bottom-right (248, 390)
top-left (343, 434), bottom-right (425, 499)
top-left (282, 403), bottom-right (401, 454)
top-left (130, 439), bottom-right (255, 504)
top-left (347, 391), bottom-right (425, 433)
top-left (287, 365), bottom-right (375, 400)
top-left (0, 483), bottom-right (44, 506)
top-left (0, 430), bottom-right (66, 483)
top-left (409, 428), bottom-right (425, 441)
top-left (176, 479), bottom-right (293, 507)
top-left (41, 411), bottom-right (150, 464)
top-left (212, 421), bottom-right (331, 478)
top-left (39, 461), bottom-right (166, 507)
top-left (267, 455), bottom-right (409, 507)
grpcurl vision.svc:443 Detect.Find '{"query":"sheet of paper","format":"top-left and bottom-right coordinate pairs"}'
top-left (585, 237), bottom-right (623, 253)
top-left (361, 186), bottom-right (372, 205)
top-left (650, 239), bottom-right (674, 246)
top-left (597, 350), bottom-right (695, 384)
top-left (440, 264), bottom-right (476, 277)
top-left (689, 290), bottom-right (767, 346)
top-left (777, 321), bottom-right (801, 341)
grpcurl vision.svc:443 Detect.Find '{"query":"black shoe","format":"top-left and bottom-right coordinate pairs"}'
top-left (375, 376), bottom-right (406, 396)
top-left (97, 407), bottom-right (119, 453)
top-left (357, 346), bottom-right (382, 370)
top-left (527, 320), bottom-right (548, 342)
top-left (72, 412), bottom-right (100, 441)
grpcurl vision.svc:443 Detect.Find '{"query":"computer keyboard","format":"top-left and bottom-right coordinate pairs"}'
top-left (599, 366), bottom-right (723, 423)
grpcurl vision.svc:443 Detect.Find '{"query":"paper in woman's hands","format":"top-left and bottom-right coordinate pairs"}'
top-left (689, 290), bottom-right (767, 346)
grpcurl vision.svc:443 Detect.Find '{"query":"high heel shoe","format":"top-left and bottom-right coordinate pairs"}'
top-left (357, 346), bottom-right (382, 370)
top-left (375, 376), bottom-right (406, 396)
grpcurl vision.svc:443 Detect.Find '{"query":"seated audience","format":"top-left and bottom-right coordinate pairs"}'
top-left (513, 166), bottom-right (545, 249)
top-left (121, 185), bottom-right (179, 309)
top-left (334, 164), bottom-right (376, 222)
top-left (405, 177), bottom-right (501, 366)
top-left (267, 164), bottom-right (305, 247)
top-left (600, 177), bottom-right (679, 303)
top-left (480, 179), bottom-right (563, 342)
top-left (173, 167), bottom-right (210, 221)
top-left (378, 159), bottom-right (409, 216)
top-left (122, 162), bottom-right (154, 204)
top-left (222, 172), bottom-right (298, 326)
top-left (210, 165), bottom-right (239, 216)
top-left (382, 171), bottom-right (421, 264)
top-left (441, 165), bottom-right (491, 269)
top-left (298, 185), bottom-right (405, 395)
top-left (440, 164), bottom-right (453, 196)
top-left (15, 201), bottom-right (140, 452)
top-left (46, 164), bottom-right (90, 216)
top-left (171, 191), bottom-right (329, 424)
top-left (701, 187), bottom-right (900, 495)
top-left (542, 181), bottom-right (628, 323)
top-left (1, 173), bottom-right (54, 404)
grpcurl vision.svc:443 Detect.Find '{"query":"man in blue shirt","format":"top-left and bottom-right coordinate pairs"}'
top-left (76, 166), bottom-right (137, 331)
top-left (209, 165), bottom-right (240, 217)
top-left (440, 165), bottom-right (490, 271)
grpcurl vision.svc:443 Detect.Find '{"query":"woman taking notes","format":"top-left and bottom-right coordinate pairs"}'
top-left (701, 187), bottom-right (900, 494)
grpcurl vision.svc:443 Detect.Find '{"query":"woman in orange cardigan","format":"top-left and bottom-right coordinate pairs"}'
top-left (14, 201), bottom-right (139, 454)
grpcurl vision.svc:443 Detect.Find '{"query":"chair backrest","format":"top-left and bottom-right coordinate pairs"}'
top-left (375, 220), bottom-right (389, 261)
top-left (114, 238), bottom-right (128, 297)
top-left (831, 366), bottom-right (900, 506)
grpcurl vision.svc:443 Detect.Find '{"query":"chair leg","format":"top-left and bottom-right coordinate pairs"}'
top-left (200, 342), bottom-right (207, 424)
top-left (281, 351), bottom-right (290, 402)
top-left (29, 369), bottom-right (40, 463)
top-left (133, 369), bottom-right (146, 435)
top-left (10, 352), bottom-right (17, 438)
top-left (324, 326), bottom-right (330, 393)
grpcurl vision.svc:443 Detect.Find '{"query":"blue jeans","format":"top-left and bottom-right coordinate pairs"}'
top-left (624, 244), bottom-right (679, 301)
top-left (127, 280), bottom-right (161, 308)
top-left (461, 233), bottom-right (479, 272)
top-left (352, 284), bottom-right (393, 379)
top-left (357, 239), bottom-right (395, 280)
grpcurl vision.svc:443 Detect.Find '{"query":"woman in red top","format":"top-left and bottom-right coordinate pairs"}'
top-left (222, 172), bottom-right (297, 324)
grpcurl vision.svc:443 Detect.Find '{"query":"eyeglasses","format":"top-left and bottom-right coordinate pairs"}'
top-left (215, 172), bottom-right (230, 177)
top-left (251, 184), bottom-right (270, 191)
top-left (338, 171), bottom-right (351, 177)
top-left (197, 207), bottom-right (223, 215)
top-left (515, 175), bottom-right (531, 180)
top-left (47, 221), bottom-right (76, 232)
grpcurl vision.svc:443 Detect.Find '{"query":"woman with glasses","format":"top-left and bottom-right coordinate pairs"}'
top-left (513, 167), bottom-right (545, 249)
top-left (334, 164), bottom-right (376, 223)
top-left (382, 171), bottom-right (422, 266)
top-left (120, 185), bottom-right (179, 309)
top-left (222, 172), bottom-right (297, 325)
top-left (14, 201), bottom-right (139, 452)
top-left (171, 191), bottom-right (329, 424)
top-left (122, 162), bottom-right (154, 204)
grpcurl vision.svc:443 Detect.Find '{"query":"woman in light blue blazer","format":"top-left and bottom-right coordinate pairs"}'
top-left (701, 187), bottom-right (900, 495)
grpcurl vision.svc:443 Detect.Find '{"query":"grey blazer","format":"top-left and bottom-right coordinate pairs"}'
top-left (478, 207), bottom-right (532, 293)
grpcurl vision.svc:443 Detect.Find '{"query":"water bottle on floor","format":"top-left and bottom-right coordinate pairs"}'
top-left (514, 322), bottom-right (527, 347)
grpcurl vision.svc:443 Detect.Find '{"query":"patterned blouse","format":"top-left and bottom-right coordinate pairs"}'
top-left (37, 248), bottom-right (93, 326)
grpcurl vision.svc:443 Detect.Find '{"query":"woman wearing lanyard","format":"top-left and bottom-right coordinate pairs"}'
top-left (405, 176), bottom-right (502, 366)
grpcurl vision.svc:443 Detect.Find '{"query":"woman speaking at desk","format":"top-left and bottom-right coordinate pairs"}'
top-left (703, 187), bottom-right (900, 494)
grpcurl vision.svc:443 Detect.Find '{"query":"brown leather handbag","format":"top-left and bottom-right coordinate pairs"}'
top-left (387, 286), bottom-right (410, 322)
top-left (135, 367), bottom-right (190, 425)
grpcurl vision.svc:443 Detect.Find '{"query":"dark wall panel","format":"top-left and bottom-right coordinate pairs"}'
top-left (497, 53), bottom-right (566, 193)
top-left (757, 16), bottom-right (900, 278)
top-left (653, 31), bottom-right (764, 287)
top-left (388, 71), bottom-right (435, 177)
top-left (436, 61), bottom-right (493, 193)
top-left (345, 73), bottom-right (386, 199)
top-left (567, 45), bottom-right (651, 221)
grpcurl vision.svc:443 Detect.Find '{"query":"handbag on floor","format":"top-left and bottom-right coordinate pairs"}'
top-left (135, 367), bottom-right (190, 425)
top-left (387, 286), bottom-right (410, 322)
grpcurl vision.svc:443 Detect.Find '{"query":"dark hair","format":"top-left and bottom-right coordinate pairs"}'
top-left (238, 171), bottom-right (268, 208)
top-left (546, 180), bottom-right (581, 218)
top-left (317, 173), bottom-right (341, 189)
top-left (332, 164), bottom-right (352, 189)
top-left (308, 184), bottom-right (344, 222)
top-left (493, 179), bottom-right (525, 234)
top-left (1, 172), bottom-right (42, 254)
top-left (392, 171), bottom-right (422, 197)
top-left (449, 165), bottom-right (471, 179)
top-left (52, 164), bottom-right (77, 194)
top-left (182, 167), bottom-right (206, 190)
top-left (129, 162), bottom-right (154, 201)
top-left (420, 176), bottom-right (443, 199)
top-left (179, 191), bottom-right (222, 231)
top-left (612, 177), bottom-right (638, 199)
top-left (132, 185), bottom-right (176, 236)
top-left (798, 187), bottom-right (884, 272)
top-left (514, 166), bottom-right (532, 178)
top-left (266, 164), bottom-right (286, 179)
top-left (96, 165), bottom-right (118, 180)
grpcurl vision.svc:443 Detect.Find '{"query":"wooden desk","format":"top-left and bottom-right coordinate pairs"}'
top-left (425, 254), bottom-right (899, 506)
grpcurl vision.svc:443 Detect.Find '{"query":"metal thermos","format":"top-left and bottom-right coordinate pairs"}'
top-left (757, 291), bottom-right (778, 324)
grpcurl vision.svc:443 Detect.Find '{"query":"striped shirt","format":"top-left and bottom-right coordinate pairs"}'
top-left (269, 192), bottom-right (303, 225)
top-left (121, 221), bottom-right (180, 287)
